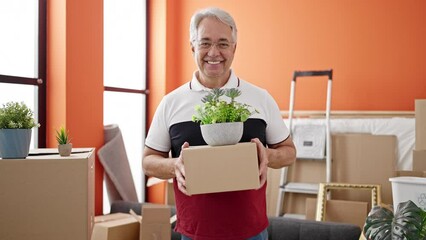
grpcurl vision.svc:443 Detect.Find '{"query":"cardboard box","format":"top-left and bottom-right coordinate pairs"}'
top-left (266, 168), bottom-right (282, 216)
top-left (92, 205), bottom-right (172, 240)
top-left (413, 149), bottom-right (426, 171)
top-left (416, 99), bottom-right (426, 150)
top-left (92, 214), bottom-right (139, 240)
top-left (305, 198), bottom-right (369, 229)
top-left (182, 142), bottom-right (260, 195)
top-left (140, 205), bottom-right (171, 240)
top-left (0, 148), bottom-right (95, 240)
top-left (331, 134), bottom-right (397, 205)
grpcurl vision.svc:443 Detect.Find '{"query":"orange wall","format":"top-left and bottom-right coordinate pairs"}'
top-left (47, 0), bottom-right (104, 214)
top-left (148, 0), bottom-right (426, 118)
top-left (146, 0), bottom-right (426, 203)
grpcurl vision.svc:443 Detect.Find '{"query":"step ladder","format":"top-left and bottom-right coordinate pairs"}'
top-left (276, 69), bottom-right (333, 217)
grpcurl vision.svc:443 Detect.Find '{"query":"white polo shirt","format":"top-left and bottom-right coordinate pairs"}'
top-left (145, 70), bottom-right (289, 156)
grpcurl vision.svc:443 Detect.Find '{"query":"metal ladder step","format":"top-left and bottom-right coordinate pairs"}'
top-left (281, 182), bottom-right (319, 194)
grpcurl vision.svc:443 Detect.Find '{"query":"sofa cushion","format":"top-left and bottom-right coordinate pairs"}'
top-left (267, 217), bottom-right (361, 240)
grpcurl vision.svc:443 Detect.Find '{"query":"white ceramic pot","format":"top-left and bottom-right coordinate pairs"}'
top-left (200, 122), bottom-right (243, 146)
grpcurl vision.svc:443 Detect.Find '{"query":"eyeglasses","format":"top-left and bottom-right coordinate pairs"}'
top-left (195, 40), bottom-right (235, 51)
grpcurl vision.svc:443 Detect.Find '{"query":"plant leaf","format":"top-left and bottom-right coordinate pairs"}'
top-left (364, 201), bottom-right (426, 240)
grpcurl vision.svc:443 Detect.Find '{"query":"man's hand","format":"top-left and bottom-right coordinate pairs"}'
top-left (175, 142), bottom-right (191, 196)
top-left (251, 138), bottom-right (269, 188)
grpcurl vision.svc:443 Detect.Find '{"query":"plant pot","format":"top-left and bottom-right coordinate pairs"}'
top-left (58, 143), bottom-right (72, 157)
top-left (0, 129), bottom-right (32, 159)
top-left (200, 122), bottom-right (243, 146)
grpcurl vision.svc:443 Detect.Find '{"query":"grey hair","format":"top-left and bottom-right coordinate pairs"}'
top-left (189, 7), bottom-right (238, 44)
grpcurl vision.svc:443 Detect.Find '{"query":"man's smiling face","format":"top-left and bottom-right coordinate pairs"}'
top-left (192, 16), bottom-right (236, 87)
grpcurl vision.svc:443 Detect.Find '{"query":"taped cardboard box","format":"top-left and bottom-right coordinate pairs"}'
top-left (305, 198), bottom-right (368, 229)
top-left (182, 142), bottom-right (260, 195)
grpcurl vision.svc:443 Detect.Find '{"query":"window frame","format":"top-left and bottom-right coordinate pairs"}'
top-left (0, 0), bottom-right (47, 148)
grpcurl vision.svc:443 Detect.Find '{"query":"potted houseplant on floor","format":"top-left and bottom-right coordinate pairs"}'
top-left (192, 88), bottom-right (258, 146)
top-left (363, 200), bottom-right (426, 240)
top-left (0, 101), bottom-right (40, 159)
top-left (56, 126), bottom-right (72, 156)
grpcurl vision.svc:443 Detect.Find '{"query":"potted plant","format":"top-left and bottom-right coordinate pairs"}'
top-left (363, 200), bottom-right (426, 239)
top-left (0, 101), bottom-right (40, 159)
top-left (56, 126), bottom-right (72, 156)
top-left (192, 88), bottom-right (258, 146)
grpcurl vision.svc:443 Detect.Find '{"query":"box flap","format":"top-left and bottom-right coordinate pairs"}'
top-left (97, 217), bottom-right (139, 228)
top-left (95, 213), bottom-right (132, 223)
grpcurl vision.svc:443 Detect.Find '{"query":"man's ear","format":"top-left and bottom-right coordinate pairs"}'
top-left (233, 43), bottom-right (237, 54)
top-left (190, 42), bottom-right (195, 55)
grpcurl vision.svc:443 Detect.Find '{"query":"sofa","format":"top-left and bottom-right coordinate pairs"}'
top-left (110, 201), bottom-right (362, 240)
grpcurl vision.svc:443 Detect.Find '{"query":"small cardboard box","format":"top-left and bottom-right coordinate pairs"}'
top-left (416, 100), bottom-right (426, 150)
top-left (182, 142), bottom-right (260, 195)
top-left (305, 198), bottom-right (369, 229)
top-left (140, 205), bottom-right (171, 240)
top-left (413, 149), bottom-right (426, 171)
top-left (92, 214), bottom-right (139, 240)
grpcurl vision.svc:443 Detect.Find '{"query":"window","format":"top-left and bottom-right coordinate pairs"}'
top-left (103, 0), bottom-right (147, 213)
top-left (0, 0), bottom-right (46, 148)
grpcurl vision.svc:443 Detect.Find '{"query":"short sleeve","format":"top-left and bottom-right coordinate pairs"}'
top-left (265, 92), bottom-right (290, 145)
top-left (145, 97), bottom-right (171, 152)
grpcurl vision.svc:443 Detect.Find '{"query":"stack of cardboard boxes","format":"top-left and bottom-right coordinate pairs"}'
top-left (91, 205), bottom-right (172, 240)
top-left (390, 100), bottom-right (426, 210)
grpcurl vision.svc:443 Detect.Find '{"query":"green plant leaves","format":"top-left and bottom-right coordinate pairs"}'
top-left (0, 101), bottom-right (40, 129)
top-left (55, 126), bottom-right (71, 145)
top-left (192, 88), bottom-right (258, 125)
top-left (363, 200), bottom-right (426, 240)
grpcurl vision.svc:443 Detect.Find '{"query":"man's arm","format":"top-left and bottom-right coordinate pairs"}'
top-left (142, 143), bottom-right (190, 195)
top-left (267, 136), bottom-right (296, 169)
top-left (142, 147), bottom-right (175, 179)
top-left (251, 136), bottom-right (296, 188)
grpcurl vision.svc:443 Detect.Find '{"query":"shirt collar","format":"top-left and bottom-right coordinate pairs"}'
top-left (189, 70), bottom-right (240, 92)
